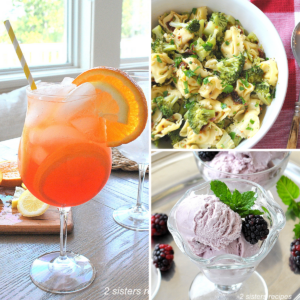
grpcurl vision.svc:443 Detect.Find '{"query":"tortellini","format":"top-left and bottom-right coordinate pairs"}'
top-left (173, 28), bottom-right (194, 53)
top-left (221, 26), bottom-right (245, 58)
top-left (222, 96), bottom-right (245, 117)
top-left (182, 57), bottom-right (211, 78)
top-left (151, 113), bottom-right (183, 140)
top-left (216, 131), bottom-right (235, 149)
top-left (244, 40), bottom-right (259, 62)
top-left (199, 76), bottom-right (223, 99)
top-left (151, 53), bottom-right (174, 84)
top-left (190, 6), bottom-right (207, 21)
top-left (198, 99), bottom-right (231, 123)
top-left (229, 99), bottom-right (260, 139)
top-left (204, 59), bottom-right (218, 71)
top-left (176, 68), bottom-right (199, 98)
top-left (259, 59), bottom-right (278, 86)
top-left (235, 79), bottom-right (255, 102)
top-left (185, 122), bottom-right (223, 148)
top-left (159, 11), bottom-right (189, 33)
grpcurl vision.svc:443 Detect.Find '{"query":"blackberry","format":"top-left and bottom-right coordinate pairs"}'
top-left (153, 244), bottom-right (174, 272)
top-left (198, 151), bottom-right (219, 162)
top-left (290, 238), bottom-right (300, 271)
top-left (231, 91), bottom-right (245, 104)
top-left (242, 214), bottom-right (269, 245)
top-left (289, 254), bottom-right (300, 274)
top-left (151, 213), bottom-right (168, 236)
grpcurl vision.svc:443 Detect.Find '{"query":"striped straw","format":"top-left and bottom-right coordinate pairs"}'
top-left (4, 20), bottom-right (37, 90)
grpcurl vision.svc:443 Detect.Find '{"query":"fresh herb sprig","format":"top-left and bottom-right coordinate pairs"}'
top-left (276, 175), bottom-right (300, 238)
top-left (210, 180), bottom-right (264, 218)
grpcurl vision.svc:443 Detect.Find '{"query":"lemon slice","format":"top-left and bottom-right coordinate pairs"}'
top-left (17, 190), bottom-right (49, 217)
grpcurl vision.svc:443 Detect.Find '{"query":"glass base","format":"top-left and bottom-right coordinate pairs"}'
top-left (113, 204), bottom-right (149, 231)
top-left (30, 251), bottom-right (96, 294)
top-left (189, 271), bottom-right (268, 300)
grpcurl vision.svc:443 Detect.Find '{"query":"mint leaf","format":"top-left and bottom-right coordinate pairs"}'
top-left (240, 191), bottom-right (256, 208)
top-left (210, 180), bottom-right (262, 218)
top-left (286, 208), bottom-right (297, 221)
top-left (294, 224), bottom-right (300, 239)
top-left (210, 180), bottom-right (232, 204)
top-left (276, 175), bottom-right (300, 206)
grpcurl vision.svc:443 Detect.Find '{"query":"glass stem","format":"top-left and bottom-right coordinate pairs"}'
top-left (135, 163), bottom-right (148, 210)
top-left (59, 207), bottom-right (70, 259)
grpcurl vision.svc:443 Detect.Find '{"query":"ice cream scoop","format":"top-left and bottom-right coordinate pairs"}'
top-left (201, 234), bottom-right (260, 259)
top-left (175, 194), bottom-right (242, 253)
top-left (207, 151), bottom-right (286, 175)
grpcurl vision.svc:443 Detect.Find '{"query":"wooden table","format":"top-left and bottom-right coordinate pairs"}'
top-left (0, 138), bottom-right (149, 300)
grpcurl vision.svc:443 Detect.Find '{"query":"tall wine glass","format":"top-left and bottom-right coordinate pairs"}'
top-left (18, 84), bottom-right (112, 293)
top-left (113, 71), bottom-right (149, 231)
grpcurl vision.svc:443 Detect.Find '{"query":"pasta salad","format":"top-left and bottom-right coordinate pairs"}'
top-left (151, 7), bottom-right (278, 149)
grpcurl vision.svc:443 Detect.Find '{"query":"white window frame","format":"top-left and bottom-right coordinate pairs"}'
top-left (0, 0), bottom-right (149, 93)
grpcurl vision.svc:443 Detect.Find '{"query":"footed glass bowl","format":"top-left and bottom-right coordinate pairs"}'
top-left (193, 152), bottom-right (290, 190)
top-left (168, 179), bottom-right (286, 299)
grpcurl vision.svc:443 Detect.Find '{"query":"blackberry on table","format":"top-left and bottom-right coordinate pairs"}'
top-left (289, 254), bottom-right (300, 274)
top-left (151, 213), bottom-right (168, 236)
top-left (291, 238), bottom-right (300, 273)
top-left (242, 214), bottom-right (269, 245)
top-left (198, 151), bottom-right (219, 162)
top-left (153, 244), bottom-right (174, 272)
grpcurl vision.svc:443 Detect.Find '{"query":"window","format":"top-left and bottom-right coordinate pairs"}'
top-left (0, 0), bottom-right (69, 70)
top-left (121, 0), bottom-right (149, 60)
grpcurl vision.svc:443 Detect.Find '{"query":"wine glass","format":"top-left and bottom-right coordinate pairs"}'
top-left (113, 71), bottom-right (149, 231)
top-left (18, 84), bottom-right (112, 293)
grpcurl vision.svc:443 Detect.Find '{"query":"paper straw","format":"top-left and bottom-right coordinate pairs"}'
top-left (3, 20), bottom-right (37, 90)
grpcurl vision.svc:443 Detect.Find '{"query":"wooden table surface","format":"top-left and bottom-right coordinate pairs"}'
top-left (0, 138), bottom-right (149, 300)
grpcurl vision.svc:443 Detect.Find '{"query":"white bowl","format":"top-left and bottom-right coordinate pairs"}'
top-left (151, 0), bottom-right (288, 149)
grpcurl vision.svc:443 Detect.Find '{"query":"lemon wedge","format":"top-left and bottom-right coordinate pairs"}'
top-left (21, 183), bottom-right (27, 189)
top-left (11, 186), bottom-right (25, 209)
top-left (17, 190), bottom-right (49, 217)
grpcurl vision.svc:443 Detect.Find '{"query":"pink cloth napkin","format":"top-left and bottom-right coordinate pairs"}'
top-left (251, 0), bottom-right (300, 148)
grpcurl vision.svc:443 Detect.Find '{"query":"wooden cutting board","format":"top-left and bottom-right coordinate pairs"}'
top-left (0, 187), bottom-right (74, 234)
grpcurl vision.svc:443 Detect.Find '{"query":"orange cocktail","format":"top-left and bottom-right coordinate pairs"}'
top-left (19, 85), bottom-right (111, 207)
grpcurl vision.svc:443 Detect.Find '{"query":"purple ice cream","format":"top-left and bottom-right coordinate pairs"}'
top-left (175, 194), bottom-right (260, 258)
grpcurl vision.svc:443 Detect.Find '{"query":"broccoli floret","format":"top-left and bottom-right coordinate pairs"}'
top-left (169, 19), bottom-right (200, 33)
top-left (187, 102), bottom-right (215, 134)
top-left (225, 15), bottom-right (236, 26)
top-left (173, 99), bottom-right (188, 115)
top-left (152, 25), bottom-right (165, 40)
top-left (216, 53), bottom-right (245, 86)
top-left (168, 129), bottom-right (183, 145)
top-left (247, 32), bottom-right (259, 44)
top-left (204, 12), bottom-right (228, 37)
top-left (217, 120), bottom-right (225, 129)
top-left (199, 19), bottom-right (205, 37)
top-left (153, 139), bottom-right (160, 147)
top-left (151, 39), bottom-right (177, 53)
top-left (242, 66), bottom-right (264, 83)
top-left (186, 19), bottom-right (200, 33)
top-left (210, 12), bottom-right (228, 32)
top-left (194, 29), bottom-right (218, 61)
top-left (254, 82), bottom-right (273, 105)
top-left (153, 94), bottom-right (180, 118)
top-left (228, 132), bottom-right (243, 147)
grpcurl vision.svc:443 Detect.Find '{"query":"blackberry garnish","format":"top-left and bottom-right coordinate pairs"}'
top-left (153, 244), bottom-right (174, 272)
top-left (290, 254), bottom-right (300, 274)
top-left (151, 213), bottom-right (169, 236)
top-left (198, 151), bottom-right (219, 162)
top-left (242, 214), bottom-right (269, 245)
top-left (291, 238), bottom-right (300, 273)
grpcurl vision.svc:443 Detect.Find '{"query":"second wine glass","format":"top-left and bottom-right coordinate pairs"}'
top-left (113, 71), bottom-right (149, 231)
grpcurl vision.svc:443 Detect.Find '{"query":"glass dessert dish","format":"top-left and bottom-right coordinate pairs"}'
top-left (168, 179), bottom-right (286, 300)
top-left (193, 152), bottom-right (290, 190)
